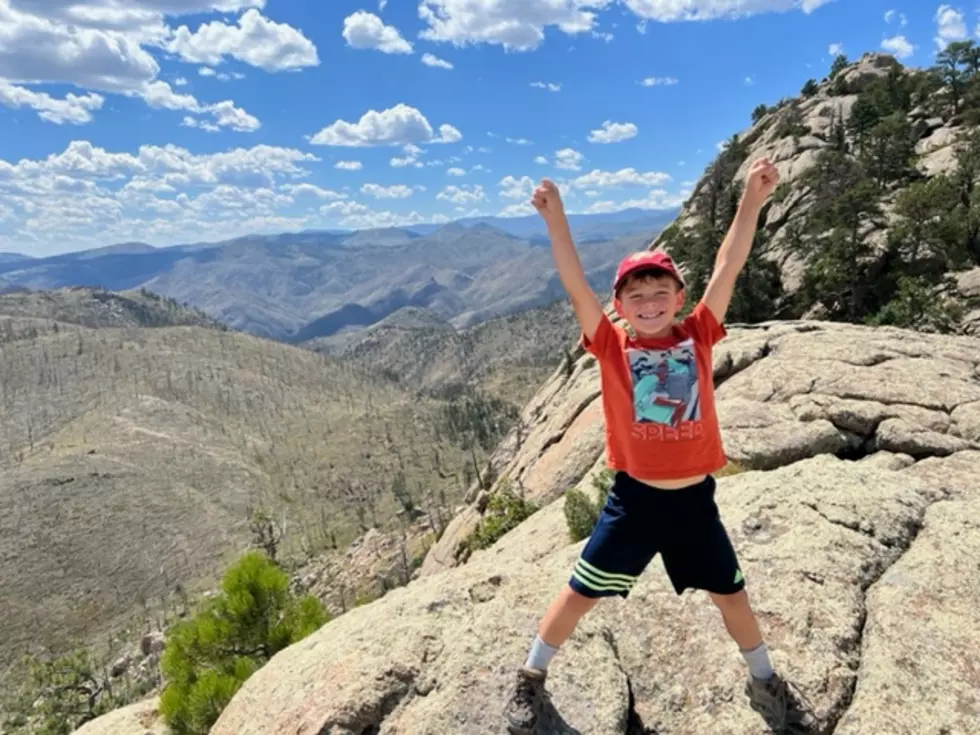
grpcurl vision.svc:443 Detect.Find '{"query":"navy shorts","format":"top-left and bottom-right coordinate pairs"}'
top-left (569, 472), bottom-right (745, 598)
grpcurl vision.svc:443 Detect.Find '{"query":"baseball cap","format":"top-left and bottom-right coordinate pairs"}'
top-left (612, 250), bottom-right (685, 295)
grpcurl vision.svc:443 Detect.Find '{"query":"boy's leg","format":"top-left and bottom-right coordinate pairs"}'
top-left (659, 477), bottom-right (817, 732)
top-left (505, 473), bottom-right (658, 734)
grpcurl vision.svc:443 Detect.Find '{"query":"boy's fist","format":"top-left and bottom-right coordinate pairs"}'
top-left (743, 157), bottom-right (779, 208)
top-left (532, 179), bottom-right (566, 222)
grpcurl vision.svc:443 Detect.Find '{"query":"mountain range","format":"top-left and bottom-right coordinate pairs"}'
top-left (0, 209), bottom-right (677, 341)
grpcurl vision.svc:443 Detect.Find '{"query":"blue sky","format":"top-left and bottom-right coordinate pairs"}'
top-left (0, 0), bottom-right (966, 255)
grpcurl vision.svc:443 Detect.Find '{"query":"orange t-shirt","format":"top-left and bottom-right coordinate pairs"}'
top-left (581, 301), bottom-right (727, 481)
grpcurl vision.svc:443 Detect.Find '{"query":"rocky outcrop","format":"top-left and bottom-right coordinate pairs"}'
top-left (72, 697), bottom-right (166, 735)
top-left (421, 317), bottom-right (980, 577)
top-left (187, 317), bottom-right (980, 735)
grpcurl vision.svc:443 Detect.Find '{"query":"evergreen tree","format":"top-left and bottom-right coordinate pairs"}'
top-left (159, 552), bottom-right (328, 735)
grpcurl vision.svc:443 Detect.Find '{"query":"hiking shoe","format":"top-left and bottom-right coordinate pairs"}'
top-left (504, 666), bottom-right (548, 734)
top-left (745, 672), bottom-right (819, 733)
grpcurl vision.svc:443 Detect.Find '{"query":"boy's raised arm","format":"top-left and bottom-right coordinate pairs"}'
top-left (701, 158), bottom-right (779, 324)
top-left (532, 179), bottom-right (605, 343)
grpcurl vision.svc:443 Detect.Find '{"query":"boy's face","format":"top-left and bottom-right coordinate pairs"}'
top-left (615, 272), bottom-right (685, 338)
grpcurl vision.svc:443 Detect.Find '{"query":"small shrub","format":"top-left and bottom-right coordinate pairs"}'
top-left (159, 551), bottom-right (328, 735)
top-left (463, 482), bottom-right (539, 554)
top-left (564, 468), bottom-right (614, 542)
top-left (716, 460), bottom-right (747, 478)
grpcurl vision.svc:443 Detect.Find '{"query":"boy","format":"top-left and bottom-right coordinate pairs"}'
top-left (503, 158), bottom-right (817, 734)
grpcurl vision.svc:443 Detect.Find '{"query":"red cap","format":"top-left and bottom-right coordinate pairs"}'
top-left (612, 250), bottom-right (685, 294)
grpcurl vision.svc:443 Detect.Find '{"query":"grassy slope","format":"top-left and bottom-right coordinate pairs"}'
top-left (310, 299), bottom-right (581, 409)
top-left (0, 315), bottom-right (477, 667)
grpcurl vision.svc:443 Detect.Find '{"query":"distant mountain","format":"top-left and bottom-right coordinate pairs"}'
top-left (0, 286), bottom-right (224, 330)
top-left (0, 252), bottom-right (33, 265)
top-left (0, 211), bottom-right (671, 341)
top-left (406, 207), bottom-right (680, 242)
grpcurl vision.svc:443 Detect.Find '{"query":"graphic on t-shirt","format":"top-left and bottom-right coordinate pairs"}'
top-left (627, 340), bottom-right (700, 427)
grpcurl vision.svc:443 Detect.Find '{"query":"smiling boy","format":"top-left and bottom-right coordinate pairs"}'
top-left (503, 159), bottom-right (817, 734)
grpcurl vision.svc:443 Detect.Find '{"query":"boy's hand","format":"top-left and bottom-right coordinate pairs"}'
top-left (532, 179), bottom-right (567, 225)
top-left (742, 158), bottom-right (779, 210)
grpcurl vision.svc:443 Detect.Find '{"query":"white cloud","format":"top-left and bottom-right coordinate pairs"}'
top-left (588, 120), bottom-right (638, 144)
top-left (534, 155), bottom-right (548, 164)
top-left (828, 42), bottom-right (844, 56)
top-left (884, 10), bottom-right (907, 26)
top-left (471, 163), bottom-right (489, 172)
top-left (530, 81), bottom-right (562, 91)
top-left (421, 52), bottom-right (454, 69)
top-left (506, 136), bottom-right (532, 145)
top-left (282, 183), bottom-right (346, 200)
top-left (581, 188), bottom-right (686, 214)
top-left (418, 0), bottom-right (600, 51)
top-left (935, 5), bottom-right (967, 49)
top-left (309, 104), bottom-right (462, 147)
top-left (592, 30), bottom-right (614, 42)
top-left (0, 139), bottom-right (327, 254)
top-left (569, 168), bottom-right (671, 189)
top-left (640, 76), bottom-right (678, 86)
top-left (0, 81), bottom-right (104, 124)
top-left (622, 0), bottom-right (834, 22)
top-left (744, 75), bottom-right (755, 86)
top-left (343, 11), bottom-right (413, 54)
top-left (555, 148), bottom-right (584, 171)
top-left (882, 35), bottom-right (915, 59)
top-left (180, 115), bottom-right (220, 132)
top-left (335, 160), bottom-right (363, 171)
top-left (391, 143), bottom-right (424, 168)
top-left (498, 175), bottom-right (536, 199)
top-left (499, 202), bottom-right (534, 217)
top-left (165, 9), bottom-right (319, 71)
top-left (174, 77), bottom-right (188, 86)
top-left (447, 167), bottom-right (466, 176)
top-left (0, 1), bottom-right (266, 130)
top-left (360, 183), bottom-right (417, 199)
top-left (436, 184), bottom-right (485, 204)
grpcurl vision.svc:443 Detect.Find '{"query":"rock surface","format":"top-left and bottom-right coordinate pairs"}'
top-left (72, 697), bottom-right (166, 735)
top-left (422, 318), bottom-right (980, 577)
top-left (193, 318), bottom-right (980, 735)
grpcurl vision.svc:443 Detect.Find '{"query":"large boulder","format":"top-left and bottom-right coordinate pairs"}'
top-left (207, 447), bottom-right (980, 734)
top-left (71, 697), bottom-right (166, 735)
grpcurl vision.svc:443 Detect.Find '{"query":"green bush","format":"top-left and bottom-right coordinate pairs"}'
top-left (2, 648), bottom-right (125, 735)
top-left (463, 482), bottom-right (539, 554)
top-left (159, 551), bottom-right (328, 735)
top-left (564, 469), bottom-right (614, 542)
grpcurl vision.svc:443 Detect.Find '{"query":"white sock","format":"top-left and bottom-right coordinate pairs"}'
top-left (524, 635), bottom-right (559, 671)
top-left (741, 641), bottom-right (775, 681)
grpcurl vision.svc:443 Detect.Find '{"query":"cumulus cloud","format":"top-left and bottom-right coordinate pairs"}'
top-left (360, 183), bottom-right (417, 199)
top-left (587, 120), bottom-right (638, 144)
top-left (570, 168), bottom-right (671, 189)
top-left (640, 76), bottom-right (678, 86)
top-left (165, 9), bottom-right (319, 70)
top-left (623, 0), bottom-right (834, 22)
top-left (447, 167), bottom-right (466, 176)
top-left (498, 175), bottom-right (536, 199)
top-left (421, 53), bottom-right (454, 69)
top-left (935, 5), bottom-right (966, 49)
top-left (0, 0), bottom-right (281, 128)
top-left (343, 11), bottom-right (413, 54)
top-left (436, 184), bottom-right (485, 204)
top-left (530, 81), bottom-right (561, 91)
top-left (881, 35), bottom-right (915, 59)
top-left (335, 160), bottom-right (363, 171)
top-left (554, 148), bottom-right (584, 171)
top-left (309, 103), bottom-right (462, 147)
top-left (0, 139), bottom-right (325, 254)
top-left (0, 81), bottom-right (104, 124)
top-left (828, 42), bottom-right (844, 56)
top-left (582, 189), bottom-right (686, 214)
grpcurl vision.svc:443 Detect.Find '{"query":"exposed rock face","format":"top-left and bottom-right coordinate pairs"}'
top-left (71, 697), bottom-right (166, 735)
top-left (422, 318), bottom-right (980, 577)
top-left (195, 319), bottom-right (980, 735)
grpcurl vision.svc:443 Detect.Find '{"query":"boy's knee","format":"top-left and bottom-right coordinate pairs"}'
top-left (561, 584), bottom-right (601, 614)
top-left (709, 588), bottom-right (750, 612)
